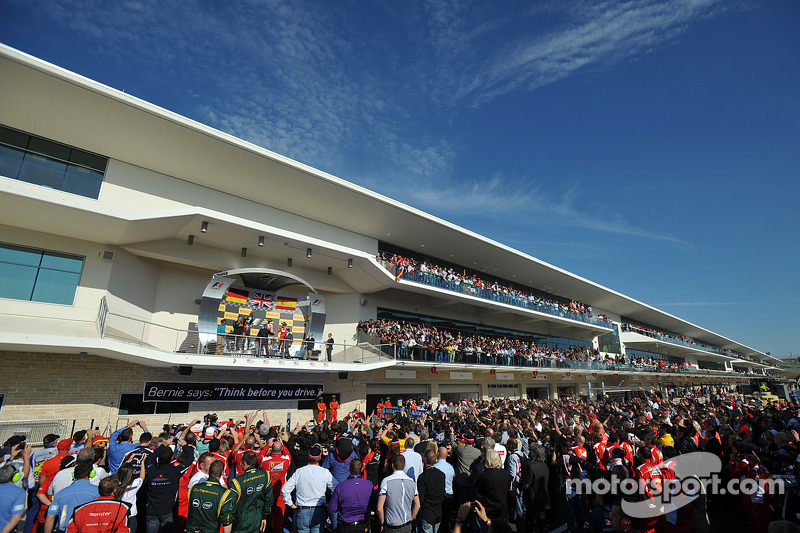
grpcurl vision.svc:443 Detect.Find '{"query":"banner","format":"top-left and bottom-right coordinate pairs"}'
top-left (143, 382), bottom-right (323, 402)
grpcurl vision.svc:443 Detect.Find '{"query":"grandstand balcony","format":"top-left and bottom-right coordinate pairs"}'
top-left (374, 260), bottom-right (613, 341)
top-left (620, 329), bottom-right (737, 363)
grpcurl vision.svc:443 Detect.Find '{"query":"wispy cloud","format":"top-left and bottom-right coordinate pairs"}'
top-left (17, 0), bottom-right (726, 245)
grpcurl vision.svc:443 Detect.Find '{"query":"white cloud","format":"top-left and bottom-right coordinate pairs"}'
top-left (14, 0), bottom-right (728, 244)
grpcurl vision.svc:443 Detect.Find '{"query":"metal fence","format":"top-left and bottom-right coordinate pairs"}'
top-left (0, 418), bottom-right (68, 446)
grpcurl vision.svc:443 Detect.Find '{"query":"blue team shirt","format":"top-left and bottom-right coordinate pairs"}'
top-left (0, 482), bottom-right (26, 525)
top-left (47, 479), bottom-right (98, 531)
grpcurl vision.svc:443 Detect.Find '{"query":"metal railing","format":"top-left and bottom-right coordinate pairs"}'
top-left (621, 324), bottom-right (739, 358)
top-left (95, 301), bottom-right (756, 376)
top-left (97, 301), bottom-right (395, 364)
top-left (379, 260), bottom-right (611, 328)
top-left (0, 419), bottom-right (68, 446)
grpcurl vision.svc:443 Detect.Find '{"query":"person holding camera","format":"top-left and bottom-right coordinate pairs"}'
top-left (109, 420), bottom-right (148, 474)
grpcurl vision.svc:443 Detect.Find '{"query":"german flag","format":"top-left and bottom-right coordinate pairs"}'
top-left (225, 287), bottom-right (249, 305)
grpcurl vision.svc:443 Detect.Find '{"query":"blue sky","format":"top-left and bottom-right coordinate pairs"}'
top-left (2, 0), bottom-right (798, 357)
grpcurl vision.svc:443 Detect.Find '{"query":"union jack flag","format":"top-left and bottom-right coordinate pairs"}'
top-left (249, 291), bottom-right (273, 309)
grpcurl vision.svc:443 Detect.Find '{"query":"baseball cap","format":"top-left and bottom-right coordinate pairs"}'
top-left (44, 434), bottom-right (60, 445)
top-left (92, 435), bottom-right (109, 446)
top-left (464, 433), bottom-right (475, 444)
top-left (308, 444), bottom-right (323, 460)
top-left (57, 439), bottom-right (73, 451)
top-left (658, 434), bottom-right (674, 447)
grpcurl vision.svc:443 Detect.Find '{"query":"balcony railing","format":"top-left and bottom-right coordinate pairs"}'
top-left (379, 260), bottom-right (612, 328)
top-left (621, 325), bottom-right (738, 358)
top-left (97, 298), bottom-right (393, 365)
top-left (93, 299), bottom-right (761, 377)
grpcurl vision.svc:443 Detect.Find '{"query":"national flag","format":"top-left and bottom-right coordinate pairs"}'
top-left (276, 296), bottom-right (297, 311)
top-left (249, 291), bottom-right (273, 309)
top-left (225, 287), bottom-right (248, 305)
top-left (395, 266), bottom-right (405, 281)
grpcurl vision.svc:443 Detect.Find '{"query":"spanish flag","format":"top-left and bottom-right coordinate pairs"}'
top-left (225, 287), bottom-right (249, 305)
top-left (276, 296), bottom-right (297, 311)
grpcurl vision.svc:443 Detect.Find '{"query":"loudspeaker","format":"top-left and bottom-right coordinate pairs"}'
top-left (178, 365), bottom-right (193, 376)
top-left (338, 371), bottom-right (349, 380)
top-left (101, 250), bottom-right (114, 260)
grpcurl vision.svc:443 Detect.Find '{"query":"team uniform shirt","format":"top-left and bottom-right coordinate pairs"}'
top-left (0, 482), bottom-right (26, 527)
top-left (47, 479), bottom-right (99, 532)
top-left (66, 496), bottom-right (130, 533)
top-left (31, 446), bottom-right (59, 485)
top-left (186, 478), bottom-right (236, 533)
top-left (230, 467), bottom-right (274, 533)
top-left (261, 452), bottom-right (292, 497)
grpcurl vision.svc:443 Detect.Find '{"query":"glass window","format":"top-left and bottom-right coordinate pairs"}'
top-left (39, 252), bottom-right (83, 273)
top-left (18, 153), bottom-right (67, 189)
top-left (62, 165), bottom-right (103, 198)
top-left (0, 244), bottom-right (42, 267)
top-left (0, 263), bottom-right (37, 300)
top-left (0, 243), bottom-right (83, 305)
top-left (0, 145), bottom-right (24, 178)
top-left (31, 270), bottom-right (81, 305)
top-left (0, 125), bottom-right (108, 199)
top-left (27, 136), bottom-right (71, 161)
top-left (0, 126), bottom-right (29, 149)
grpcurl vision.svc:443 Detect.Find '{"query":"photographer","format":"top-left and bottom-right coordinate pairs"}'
top-left (109, 419), bottom-right (148, 473)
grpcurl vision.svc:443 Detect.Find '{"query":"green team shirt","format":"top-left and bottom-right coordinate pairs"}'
top-left (230, 467), bottom-right (274, 533)
top-left (186, 478), bottom-right (236, 533)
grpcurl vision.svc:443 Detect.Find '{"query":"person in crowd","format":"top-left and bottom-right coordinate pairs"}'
top-left (401, 438), bottom-right (423, 482)
top-left (45, 461), bottom-right (98, 533)
top-left (144, 438), bottom-right (194, 533)
top-left (114, 457), bottom-right (146, 533)
top-left (377, 454), bottom-right (419, 533)
top-left (109, 420), bottom-right (148, 474)
top-left (186, 460), bottom-right (236, 533)
top-left (328, 459), bottom-right (373, 533)
top-left (0, 463), bottom-right (26, 533)
top-left (261, 439), bottom-right (292, 533)
top-left (416, 449), bottom-right (446, 533)
top-left (283, 443), bottom-right (336, 533)
top-left (230, 451), bottom-right (273, 533)
top-left (67, 475), bottom-right (130, 533)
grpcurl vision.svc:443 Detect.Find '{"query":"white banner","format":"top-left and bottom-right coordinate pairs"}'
top-left (450, 372), bottom-right (473, 380)
top-left (495, 373), bottom-right (515, 381)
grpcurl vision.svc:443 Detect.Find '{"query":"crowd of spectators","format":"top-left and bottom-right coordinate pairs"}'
top-left (620, 323), bottom-right (743, 359)
top-left (5, 387), bottom-right (800, 533)
top-left (376, 253), bottom-right (611, 325)
top-left (358, 319), bottom-right (710, 374)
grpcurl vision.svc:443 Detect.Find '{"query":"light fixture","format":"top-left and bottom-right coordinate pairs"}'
top-left (258, 236), bottom-right (264, 247)
top-left (327, 267), bottom-right (332, 275)
top-left (241, 247), bottom-right (247, 257)
top-left (187, 235), bottom-right (194, 245)
top-left (200, 221), bottom-right (208, 233)
top-left (348, 258), bottom-right (353, 268)
top-left (287, 258), bottom-right (293, 267)
top-left (306, 248), bottom-right (312, 258)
